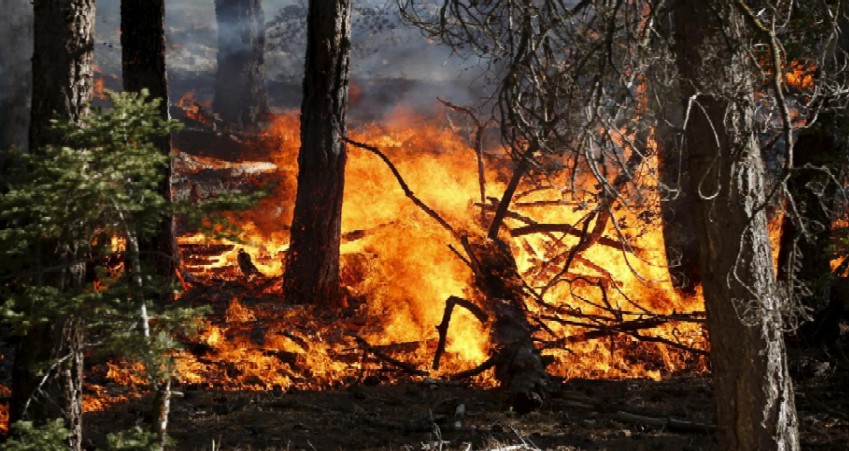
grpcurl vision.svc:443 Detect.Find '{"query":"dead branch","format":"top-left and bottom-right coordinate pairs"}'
top-left (343, 136), bottom-right (461, 242)
top-left (536, 314), bottom-right (709, 356)
top-left (270, 399), bottom-right (441, 433)
top-left (558, 392), bottom-right (716, 434)
top-left (433, 296), bottom-right (489, 370)
top-left (510, 223), bottom-right (639, 252)
top-left (438, 97), bottom-right (490, 226)
top-left (448, 354), bottom-right (499, 380)
top-left (351, 335), bottom-right (429, 376)
top-left (487, 143), bottom-right (538, 239)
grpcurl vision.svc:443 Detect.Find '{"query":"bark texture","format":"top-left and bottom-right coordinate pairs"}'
top-left (213, 0), bottom-right (269, 130)
top-left (672, 2), bottom-right (799, 450)
top-left (121, 0), bottom-right (176, 302)
top-left (9, 2), bottom-right (95, 449)
top-left (282, 0), bottom-right (352, 308)
top-left (466, 238), bottom-right (549, 414)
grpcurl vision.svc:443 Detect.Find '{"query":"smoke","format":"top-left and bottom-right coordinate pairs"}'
top-left (1, 0), bottom-right (487, 140)
top-left (0, 0), bottom-right (33, 152)
top-left (115, 0), bottom-right (484, 119)
top-left (266, 0), bottom-right (486, 119)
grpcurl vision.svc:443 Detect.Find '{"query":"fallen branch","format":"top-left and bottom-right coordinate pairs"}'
top-left (343, 136), bottom-right (461, 243)
top-left (449, 354), bottom-right (498, 380)
top-left (352, 335), bottom-right (429, 377)
top-left (558, 392), bottom-right (716, 434)
top-left (433, 296), bottom-right (489, 370)
top-left (270, 399), bottom-right (441, 432)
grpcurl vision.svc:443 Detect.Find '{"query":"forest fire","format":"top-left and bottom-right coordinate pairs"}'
top-left (148, 107), bottom-right (709, 398)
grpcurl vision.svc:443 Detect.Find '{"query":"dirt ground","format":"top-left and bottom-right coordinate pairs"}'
top-left (83, 362), bottom-right (848, 450)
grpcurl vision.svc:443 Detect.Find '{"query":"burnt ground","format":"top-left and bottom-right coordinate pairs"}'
top-left (4, 276), bottom-right (848, 449)
top-left (79, 276), bottom-right (849, 450)
top-left (83, 359), bottom-right (848, 451)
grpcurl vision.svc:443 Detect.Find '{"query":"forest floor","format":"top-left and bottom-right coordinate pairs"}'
top-left (81, 337), bottom-right (849, 450)
top-left (77, 276), bottom-right (849, 450)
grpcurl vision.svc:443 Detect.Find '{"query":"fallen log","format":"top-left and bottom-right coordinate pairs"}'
top-left (463, 237), bottom-right (550, 414)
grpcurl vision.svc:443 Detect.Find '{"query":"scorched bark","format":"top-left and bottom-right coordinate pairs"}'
top-left (283, 0), bottom-right (352, 308)
top-left (10, 2), bottom-right (95, 450)
top-left (121, 0), bottom-right (176, 299)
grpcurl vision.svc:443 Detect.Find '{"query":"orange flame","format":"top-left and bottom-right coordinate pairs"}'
top-left (170, 107), bottom-right (708, 391)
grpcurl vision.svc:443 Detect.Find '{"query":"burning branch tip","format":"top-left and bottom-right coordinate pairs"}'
top-left (341, 134), bottom-right (461, 242)
top-left (433, 296), bottom-right (489, 370)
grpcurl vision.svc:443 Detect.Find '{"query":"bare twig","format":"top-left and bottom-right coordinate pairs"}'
top-left (343, 135), bottom-right (462, 244)
top-left (433, 296), bottom-right (489, 370)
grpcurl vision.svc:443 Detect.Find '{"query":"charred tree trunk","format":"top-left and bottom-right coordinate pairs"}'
top-left (213, 0), bottom-right (269, 130)
top-left (282, 0), bottom-right (352, 308)
top-left (121, 5), bottom-right (175, 443)
top-left (672, 2), bottom-right (799, 450)
top-left (777, 125), bottom-right (841, 347)
top-left (649, 16), bottom-right (700, 295)
top-left (9, 1), bottom-right (95, 449)
top-left (466, 238), bottom-right (549, 414)
top-left (121, 0), bottom-right (176, 301)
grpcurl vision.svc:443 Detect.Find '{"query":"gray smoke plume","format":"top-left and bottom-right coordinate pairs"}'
top-left (0, 0), bottom-right (33, 152)
top-left (2, 0), bottom-right (486, 141)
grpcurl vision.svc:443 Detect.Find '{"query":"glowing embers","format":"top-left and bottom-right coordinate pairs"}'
top-left (0, 384), bottom-right (9, 434)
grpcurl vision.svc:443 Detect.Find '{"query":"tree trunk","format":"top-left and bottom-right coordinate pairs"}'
top-left (213, 0), bottom-right (269, 130)
top-left (9, 1), bottom-right (95, 449)
top-left (777, 125), bottom-right (841, 346)
top-left (282, 0), bottom-right (352, 308)
top-left (672, 2), bottom-right (799, 450)
top-left (649, 15), bottom-right (701, 295)
top-left (121, 0), bottom-right (176, 303)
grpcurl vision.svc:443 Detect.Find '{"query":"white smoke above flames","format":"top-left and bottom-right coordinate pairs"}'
top-left (84, 0), bottom-right (484, 119)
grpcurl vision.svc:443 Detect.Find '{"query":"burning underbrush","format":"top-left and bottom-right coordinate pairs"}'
top-left (86, 104), bottom-right (710, 400)
top-left (41, 101), bottom-right (707, 422)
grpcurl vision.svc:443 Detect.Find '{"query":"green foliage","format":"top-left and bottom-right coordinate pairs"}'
top-left (1, 90), bottom-right (177, 261)
top-left (0, 90), bottom-right (180, 324)
top-left (104, 426), bottom-right (171, 451)
top-left (0, 419), bottom-right (71, 451)
top-left (1, 89), bottom-right (263, 447)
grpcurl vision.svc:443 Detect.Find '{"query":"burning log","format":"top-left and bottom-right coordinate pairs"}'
top-left (172, 159), bottom-right (279, 205)
top-left (351, 335), bottom-right (429, 377)
top-left (344, 135), bottom-right (550, 414)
